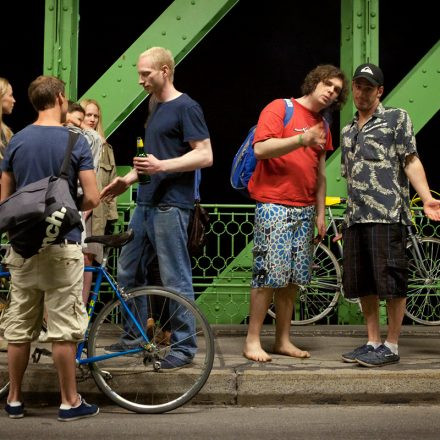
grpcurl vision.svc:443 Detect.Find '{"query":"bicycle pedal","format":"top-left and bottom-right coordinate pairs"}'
top-left (31, 347), bottom-right (52, 363)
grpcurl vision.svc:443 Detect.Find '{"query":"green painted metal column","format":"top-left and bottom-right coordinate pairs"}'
top-left (43, 0), bottom-right (80, 100)
top-left (326, 0), bottom-right (379, 200)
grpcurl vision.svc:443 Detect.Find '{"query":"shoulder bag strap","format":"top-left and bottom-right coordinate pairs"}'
top-left (59, 130), bottom-right (80, 179)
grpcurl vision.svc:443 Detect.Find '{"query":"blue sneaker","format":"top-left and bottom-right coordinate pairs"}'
top-left (355, 344), bottom-right (400, 367)
top-left (341, 344), bottom-right (375, 363)
top-left (160, 353), bottom-right (192, 371)
top-left (5, 402), bottom-right (24, 419)
top-left (58, 395), bottom-right (99, 422)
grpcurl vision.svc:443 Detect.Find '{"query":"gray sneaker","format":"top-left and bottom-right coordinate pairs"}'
top-left (341, 344), bottom-right (375, 363)
top-left (355, 344), bottom-right (400, 367)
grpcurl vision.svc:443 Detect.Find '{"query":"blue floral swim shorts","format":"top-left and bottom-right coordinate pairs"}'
top-left (251, 203), bottom-right (315, 288)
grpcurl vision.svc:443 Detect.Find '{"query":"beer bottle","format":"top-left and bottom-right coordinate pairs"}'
top-left (136, 137), bottom-right (151, 184)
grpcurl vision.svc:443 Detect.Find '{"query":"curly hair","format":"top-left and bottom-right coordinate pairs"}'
top-left (301, 65), bottom-right (349, 112)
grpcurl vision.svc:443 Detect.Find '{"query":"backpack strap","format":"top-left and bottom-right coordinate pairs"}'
top-left (282, 98), bottom-right (294, 126)
top-left (194, 169), bottom-right (201, 201)
top-left (60, 130), bottom-right (80, 180)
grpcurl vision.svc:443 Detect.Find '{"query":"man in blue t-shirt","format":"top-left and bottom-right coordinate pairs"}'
top-left (101, 47), bottom-right (213, 369)
top-left (0, 76), bottom-right (100, 421)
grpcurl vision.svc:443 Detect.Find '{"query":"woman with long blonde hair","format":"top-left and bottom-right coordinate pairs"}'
top-left (0, 77), bottom-right (16, 161)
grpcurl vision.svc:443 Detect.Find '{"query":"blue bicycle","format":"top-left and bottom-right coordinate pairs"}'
top-left (0, 231), bottom-right (214, 413)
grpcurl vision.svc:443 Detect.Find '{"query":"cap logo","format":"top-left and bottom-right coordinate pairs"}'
top-left (360, 66), bottom-right (374, 75)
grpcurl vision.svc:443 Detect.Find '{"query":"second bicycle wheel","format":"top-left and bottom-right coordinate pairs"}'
top-left (87, 286), bottom-right (214, 413)
top-left (268, 243), bottom-right (341, 325)
top-left (405, 237), bottom-right (440, 325)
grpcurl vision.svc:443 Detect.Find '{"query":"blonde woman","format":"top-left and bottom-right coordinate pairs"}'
top-left (0, 77), bottom-right (15, 352)
top-left (0, 77), bottom-right (15, 162)
top-left (80, 99), bottom-right (118, 304)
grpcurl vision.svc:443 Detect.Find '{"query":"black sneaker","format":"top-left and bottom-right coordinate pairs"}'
top-left (5, 402), bottom-right (24, 419)
top-left (58, 395), bottom-right (99, 422)
top-left (104, 337), bottom-right (145, 354)
top-left (160, 353), bottom-right (192, 371)
top-left (341, 344), bottom-right (375, 363)
top-left (355, 344), bottom-right (400, 367)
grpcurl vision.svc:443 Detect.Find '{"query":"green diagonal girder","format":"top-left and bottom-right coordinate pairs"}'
top-left (78, 0), bottom-right (239, 138)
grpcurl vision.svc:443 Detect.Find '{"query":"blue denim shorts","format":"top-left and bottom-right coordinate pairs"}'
top-left (251, 203), bottom-right (315, 288)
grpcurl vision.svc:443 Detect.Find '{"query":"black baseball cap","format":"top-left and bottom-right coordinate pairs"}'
top-left (353, 63), bottom-right (384, 86)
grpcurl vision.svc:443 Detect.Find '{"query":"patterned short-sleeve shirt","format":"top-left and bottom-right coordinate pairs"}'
top-left (341, 103), bottom-right (417, 228)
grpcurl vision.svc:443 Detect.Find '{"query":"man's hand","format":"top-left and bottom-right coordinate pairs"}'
top-left (133, 154), bottom-right (164, 176)
top-left (314, 213), bottom-right (326, 243)
top-left (423, 198), bottom-right (440, 221)
top-left (303, 122), bottom-right (326, 151)
top-left (100, 177), bottom-right (129, 201)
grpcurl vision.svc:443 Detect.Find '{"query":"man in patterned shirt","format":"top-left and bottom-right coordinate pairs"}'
top-left (340, 63), bottom-right (440, 367)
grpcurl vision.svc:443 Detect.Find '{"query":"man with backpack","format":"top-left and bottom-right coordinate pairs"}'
top-left (0, 76), bottom-right (100, 420)
top-left (243, 65), bottom-right (348, 362)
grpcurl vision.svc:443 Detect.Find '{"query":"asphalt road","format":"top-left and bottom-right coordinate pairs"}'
top-left (1, 404), bottom-right (440, 440)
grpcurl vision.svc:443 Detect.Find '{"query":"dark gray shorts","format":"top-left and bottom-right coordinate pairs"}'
top-left (342, 223), bottom-right (408, 300)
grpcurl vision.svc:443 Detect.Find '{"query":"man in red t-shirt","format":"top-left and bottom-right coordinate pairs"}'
top-left (243, 65), bottom-right (348, 362)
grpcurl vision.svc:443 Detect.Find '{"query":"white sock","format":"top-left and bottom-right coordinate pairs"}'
top-left (7, 401), bottom-right (22, 407)
top-left (384, 340), bottom-right (398, 355)
top-left (60, 394), bottom-right (82, 410)
top-left (367, 341), bottom-right (381, 349)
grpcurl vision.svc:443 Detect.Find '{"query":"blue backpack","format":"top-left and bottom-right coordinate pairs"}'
top-left (230, 98), bottom-right (294, 198)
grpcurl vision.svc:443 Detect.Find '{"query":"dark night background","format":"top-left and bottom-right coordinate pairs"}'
top-left (2, 1), bottom-right (439, 203)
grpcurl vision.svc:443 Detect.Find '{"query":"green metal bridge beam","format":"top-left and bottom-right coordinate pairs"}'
top-left (43, 0), bottom-right (80, 100)
top-left (77, 0), bottom-right (238, 138)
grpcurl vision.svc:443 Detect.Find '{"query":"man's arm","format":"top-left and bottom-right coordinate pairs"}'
top-left (254, 122), bottom-right (326, 159)
top-left (405, 154), bottom-right (440, 221)
top-left (0, 171), bottom-right (16, 201)
top-left (100, 168), bottom-right (139, 201)
top-left (78, 169), bottom-right (100, 211)
top-left (133, 137), bottom-right (213, 175)
top-left (315, 153), bottom-right (327, 240)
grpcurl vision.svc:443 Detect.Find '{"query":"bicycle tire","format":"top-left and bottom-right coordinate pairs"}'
top-left (88, 286), bottom-right (214, 413)
top-left (405, 237), bottom-right (440, 325)
top-left (267, 243), bottom-right (342, 325)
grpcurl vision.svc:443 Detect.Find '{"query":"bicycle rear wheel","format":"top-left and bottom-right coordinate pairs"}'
top-left (267, 243), bottom-right (341, 325)
top-left (87, 286), bottom-right (214, 413)
top-left (405, 237), bottom-right (440, 325)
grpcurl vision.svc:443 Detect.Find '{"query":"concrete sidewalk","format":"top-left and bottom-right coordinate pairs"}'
top-left (1, 325), bottom-right (440, 406)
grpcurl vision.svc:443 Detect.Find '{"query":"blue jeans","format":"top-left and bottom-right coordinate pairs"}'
top-left (117, 204), bottom-right (196, 361)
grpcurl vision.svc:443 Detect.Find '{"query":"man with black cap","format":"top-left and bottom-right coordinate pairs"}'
top-left (339, 63), bottom-right (440, 367)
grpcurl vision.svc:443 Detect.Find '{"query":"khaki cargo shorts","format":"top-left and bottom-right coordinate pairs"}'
top-left (0, 244), bottom-right (88, 342)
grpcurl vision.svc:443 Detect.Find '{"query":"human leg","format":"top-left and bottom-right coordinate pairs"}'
top-left (82, 252), bottom-right (95, 305)
top-left (7, 342), bottom-right (30, 404)
top-left (272, 284), bottom-right (310, 358)
top-left (243, 287), bottom-right (274, 362)
top-left (52, 341), bottom-right (80, 406)
top-left (360, 294), bottom-right (381, 343)
top-left (386, 297), bottom-right (406, 344)
top-left (153, 206), bottom-right (196, 361)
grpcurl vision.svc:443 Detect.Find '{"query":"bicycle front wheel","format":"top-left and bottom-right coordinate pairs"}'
top-left (267, 243), bottom-right (341, 325)
top-left (87, 286), bottom-right (214, 413)
top-left (405, 237), bottom-right (440, 325)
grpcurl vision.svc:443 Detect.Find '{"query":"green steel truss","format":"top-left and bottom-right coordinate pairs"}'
top-left (43, 0), bottom-right (440, 324)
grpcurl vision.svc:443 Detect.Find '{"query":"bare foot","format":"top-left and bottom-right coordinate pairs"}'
top-left (243, 341), bottom-right (272, 362)
top-left (272, 342), bottom-right (310, 359)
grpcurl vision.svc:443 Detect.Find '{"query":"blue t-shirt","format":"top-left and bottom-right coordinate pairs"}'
top-left (1, 125), bottom-right (94, 241)
top-left (137, 93), bottom-right (210, 209)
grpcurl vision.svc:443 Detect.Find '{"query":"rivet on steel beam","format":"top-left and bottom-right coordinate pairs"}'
top-left (191, 0), bottom-right (196, 4)
top-left (422, 69), bottom-right (427, 73)
top-left (182, 35), bottom-right (187, 40)
top-left (176, 15), bottom-right (181, 20)
top-left (357, 11), bottom-right (362, 16)
top-left (423, 84), bottom-right (427, 88)
top-left (162, 31), bottom-right (166, 36)
top-left (117, 79), bottom-right (121, 82)
top-left (49, 5), bottom-right (54, 11)
top-left (63, 6), bottom-right (68, 11)
top-left (370, 24), bottom-right (376, 29)
top-left (357, 24), bottom-right (362, 29)
top-left (102, 93), bottom-right (107, 98)
top-left (409, 98), bottom-right (414, 103)
top-left (370, 12), bottom-right (376, 17)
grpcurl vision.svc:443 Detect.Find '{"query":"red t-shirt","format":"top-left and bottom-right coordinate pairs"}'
top-left (248, 98), bottom-right (333, 206)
